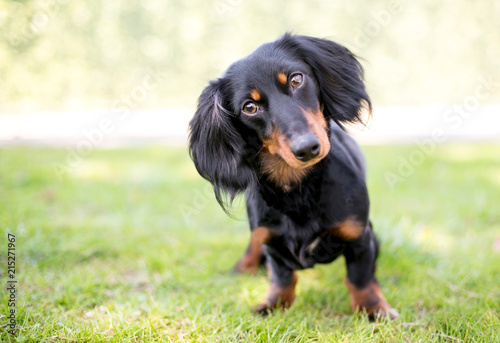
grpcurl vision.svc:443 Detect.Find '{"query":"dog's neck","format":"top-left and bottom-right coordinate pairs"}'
top-left (258, 150), bottom-right (313, 192)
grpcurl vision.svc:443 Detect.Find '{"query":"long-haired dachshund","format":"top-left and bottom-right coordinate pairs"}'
top-left (189, 33), bottom-right (398, 319)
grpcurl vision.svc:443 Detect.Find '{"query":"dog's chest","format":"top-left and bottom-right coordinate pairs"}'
top-left (259, 181), bottom-right (324, 225)
top-left (271, 218), bottom-right (346, 269)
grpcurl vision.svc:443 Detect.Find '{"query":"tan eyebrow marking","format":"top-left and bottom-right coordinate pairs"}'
top-left (250, 89), bottom-right (261, 101)
top-left (277, 73), bottom-right (287, 85)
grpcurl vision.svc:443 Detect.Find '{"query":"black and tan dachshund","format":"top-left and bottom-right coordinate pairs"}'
top-left (189, 33), bottom-right (398, 319)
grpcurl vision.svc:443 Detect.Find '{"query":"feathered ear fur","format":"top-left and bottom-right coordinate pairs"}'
top-left (279, 34), bottom-right (372, 127)
top-left (188, 79), bottom-right (255, 213)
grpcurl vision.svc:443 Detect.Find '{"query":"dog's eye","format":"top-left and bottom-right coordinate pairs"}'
top-left (242, 101), bottom-right (258, 115)
top-left (290, 74), bottom-right (303, 88)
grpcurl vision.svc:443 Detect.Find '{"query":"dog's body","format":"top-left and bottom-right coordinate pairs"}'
top-left (189, 34), bottom-right (398, 319)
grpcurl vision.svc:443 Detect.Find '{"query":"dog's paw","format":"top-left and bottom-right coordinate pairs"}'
top-left (370, 307), bottom-right (400, 321)
top-left (252, 298), bottom-right (293, 317)
top-left (345, 278), bottom-right (399, 321)
top-left (232, 260), bottom-right (259, 275)
top-left (252, 302), bottom-right (276, 317)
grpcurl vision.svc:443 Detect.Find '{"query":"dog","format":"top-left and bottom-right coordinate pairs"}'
top-left (188, 33), bottom-right (398, 319)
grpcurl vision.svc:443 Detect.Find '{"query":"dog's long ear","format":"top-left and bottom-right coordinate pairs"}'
top-left (283, 34), bottom-right (371, 127)
top-left (189, 78), bottom-right (255, 213)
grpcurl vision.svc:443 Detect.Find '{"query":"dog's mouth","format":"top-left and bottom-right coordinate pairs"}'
top-left (261, 109), bottom-right (330, 170)
top-left (259, 110), bottom-right (330, 189)
top-left (262, 134), bottom-right (328, 170)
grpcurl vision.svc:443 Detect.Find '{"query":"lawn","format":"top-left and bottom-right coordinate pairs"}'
top-left (1, 144), bottom-right (499, 342)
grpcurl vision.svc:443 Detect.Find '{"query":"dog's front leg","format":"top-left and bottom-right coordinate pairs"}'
top-left (343, 225), bottom-right (399, 320)
top-left (253, 256), bottom-right (298, 316)
top-left (233, 227), bottom-right (268, 274)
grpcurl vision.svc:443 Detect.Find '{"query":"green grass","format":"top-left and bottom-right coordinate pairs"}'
top-left (1, 144), bottom-right (499, 342)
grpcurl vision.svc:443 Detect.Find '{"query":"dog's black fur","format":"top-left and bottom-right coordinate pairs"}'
top-left (189, 34), bottom-right (397, 319)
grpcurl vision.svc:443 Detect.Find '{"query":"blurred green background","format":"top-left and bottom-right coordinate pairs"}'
top-left (1, 0), bottom-right (499, 113)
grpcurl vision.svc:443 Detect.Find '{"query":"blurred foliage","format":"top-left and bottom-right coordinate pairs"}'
top-left (0, 0), bottom-right (499, 112)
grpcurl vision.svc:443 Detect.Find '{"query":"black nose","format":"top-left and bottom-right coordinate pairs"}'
top-left (291, 134), bottom-right (321, 162)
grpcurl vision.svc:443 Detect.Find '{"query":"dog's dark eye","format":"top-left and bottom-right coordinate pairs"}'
top-left (242, 101), bottom-right (258, 115)
top-left (290, 74), bottom-right (303, 88)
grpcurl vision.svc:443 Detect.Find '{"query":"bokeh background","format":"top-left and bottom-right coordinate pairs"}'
top-left (1, 0), bottom-right (499, 113)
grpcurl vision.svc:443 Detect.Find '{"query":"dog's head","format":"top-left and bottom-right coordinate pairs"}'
top-left (189, 34), bottom-right (371, 210)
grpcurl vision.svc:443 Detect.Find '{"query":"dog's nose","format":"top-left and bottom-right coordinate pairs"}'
top-left (291, 134), bottom-right (321, 162)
